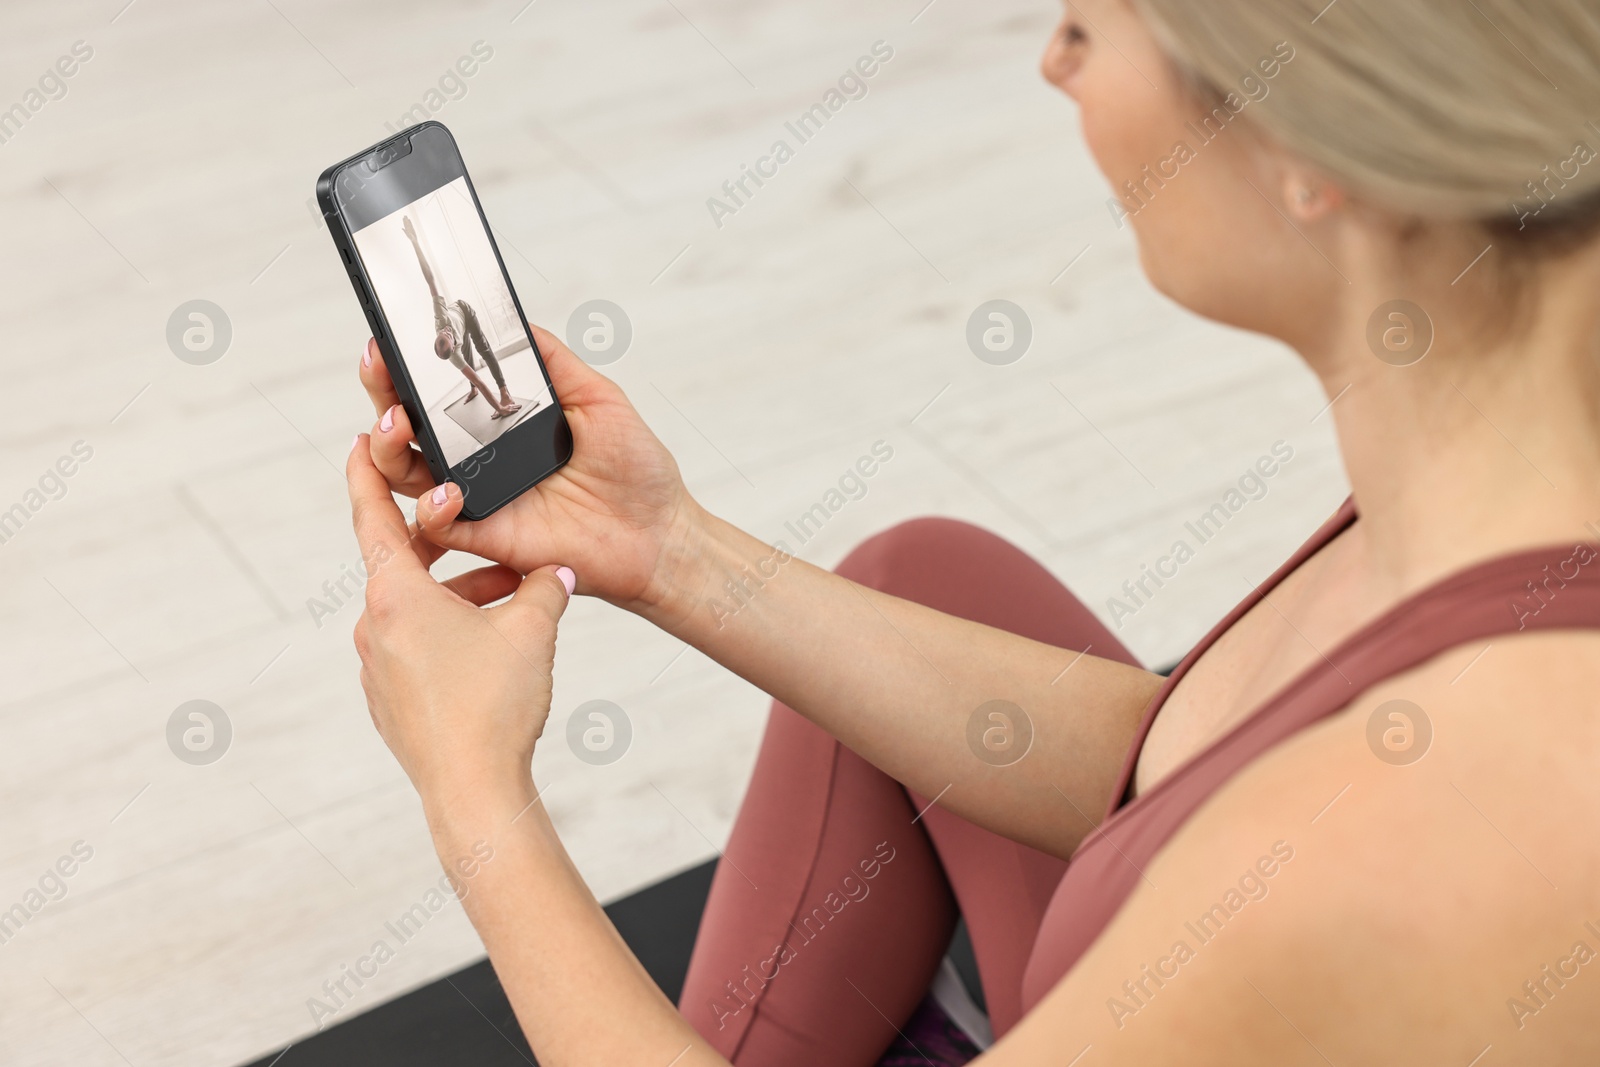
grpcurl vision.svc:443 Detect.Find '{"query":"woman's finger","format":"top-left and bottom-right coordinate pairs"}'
top-left (359, 337), bottom-right (402, 417)
top-left (443, 564), bottom-right (524, 606)
top-left (346, 434), bottom-right (427, 596)
top-left (410, 479), bottom-right (500, 560)
top-left (371, 403), bottom-right (437, 499)
top-left (414, 479), bottom-right (477, 535)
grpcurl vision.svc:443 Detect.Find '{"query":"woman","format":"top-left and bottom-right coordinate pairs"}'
top-left (346, 1), bottom-right (1600, 1063)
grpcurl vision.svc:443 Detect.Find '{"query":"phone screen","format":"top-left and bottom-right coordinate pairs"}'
top-left (329, 125), bottom-right (560, 480)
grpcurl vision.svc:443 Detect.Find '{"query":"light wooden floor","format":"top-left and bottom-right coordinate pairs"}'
top-left (0, 1), bottom-right (1346, 1064)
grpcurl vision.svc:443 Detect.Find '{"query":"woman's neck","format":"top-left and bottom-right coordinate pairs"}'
top-left (1317, 242), bottom-right (1600, 595)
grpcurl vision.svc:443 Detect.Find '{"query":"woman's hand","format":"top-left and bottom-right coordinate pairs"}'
top-left (359, 325), bottom-right (703, 618)
top-left (346, 433), bottom-right (573, 816)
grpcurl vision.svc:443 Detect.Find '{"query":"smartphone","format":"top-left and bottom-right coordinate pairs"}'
top-left (316, 121), bottom-right (571, 520)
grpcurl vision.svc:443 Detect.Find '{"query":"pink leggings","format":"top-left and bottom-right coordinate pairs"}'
top-left (677, 518), bottom-right (1139, 1065)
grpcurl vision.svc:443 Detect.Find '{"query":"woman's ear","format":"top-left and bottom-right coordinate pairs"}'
top-left (1282, 165), bottom-right (1346, 222)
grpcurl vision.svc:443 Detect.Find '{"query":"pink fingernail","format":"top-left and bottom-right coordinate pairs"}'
top-left (380, 406), bottom-right (395, 433)
top-left (362, 346), bottom-right (373, 368)
top-left (556, 566), bottom-right (576, 596)
top-left (349, 434), bottom-right (361, 455)
top-left (431, 485), bottom-right (448, 506)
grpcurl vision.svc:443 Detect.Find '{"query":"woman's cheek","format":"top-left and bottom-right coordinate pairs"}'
top-left (1079, 93), bottom-right (1144, 196)
top-left (1090, 69), bottom-right (1178, 179)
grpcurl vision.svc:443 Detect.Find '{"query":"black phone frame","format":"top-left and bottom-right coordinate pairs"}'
top-left (315, 121), bottom-right (572, 521)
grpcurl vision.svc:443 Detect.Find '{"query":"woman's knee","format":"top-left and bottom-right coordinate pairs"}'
top-left (835, 517), bottom-right (992, 580)
top-left (834, 517), bottom-right (1133, 662)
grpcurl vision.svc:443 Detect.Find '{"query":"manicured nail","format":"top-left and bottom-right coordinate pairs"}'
top-left (380, 406), bottom-right (395, 433)
top-left (555, 566), bottom-right (576, 597)
top-left (362, 345), bottom-right (372, 368)
top-left (349, 434), bottom-right (361, 455)
top-left (431, 485), bottom-right (448, 506)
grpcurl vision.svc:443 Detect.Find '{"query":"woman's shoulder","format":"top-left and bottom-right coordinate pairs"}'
top-left (999, 629), bottom-right (1600, 1063)
top-left (1232, 628), bottom-right (1600, 910)
top-left (1089, 630), bottom-right (1595, 1053)
top-left (1191, 630), bottom-right (1600, 1049)
top-left (1351, 626), bottom-right (1600, 795)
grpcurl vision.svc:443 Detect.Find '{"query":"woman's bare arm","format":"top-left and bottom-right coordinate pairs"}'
top-left (433, 794), bottom-right (730, 1067)
top-left (638, 507), bottom-right (1163, 859)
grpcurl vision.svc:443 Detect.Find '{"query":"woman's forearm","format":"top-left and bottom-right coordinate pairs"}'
top-left (429, 785), bottom-right (726, 1067)
top-left (637, 507), bottom-right (1163, 858)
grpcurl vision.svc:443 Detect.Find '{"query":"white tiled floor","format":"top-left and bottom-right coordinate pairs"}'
top-left (0, 1), bottom-right (1347, 1064)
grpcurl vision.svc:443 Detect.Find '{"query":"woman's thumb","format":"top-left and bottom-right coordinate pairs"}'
top-left (497, 565), bottom-right (575, 638)
top-left (530, 323), bottom-right (603, 395)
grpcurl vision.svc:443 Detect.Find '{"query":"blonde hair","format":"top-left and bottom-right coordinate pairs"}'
top-left (1133, 0), bottom-right (1600, 249)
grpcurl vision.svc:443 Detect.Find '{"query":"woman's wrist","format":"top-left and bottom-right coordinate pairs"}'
top-left (422, 771), bottom-right (540, 852)
top-left (634, 505), bottom-right (789, 641)
top-left (625, 495), bottom-right (725, 631)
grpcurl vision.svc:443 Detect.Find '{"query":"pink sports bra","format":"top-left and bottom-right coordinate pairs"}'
top-left (1020, 496), bottom-right (1600, 1008)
